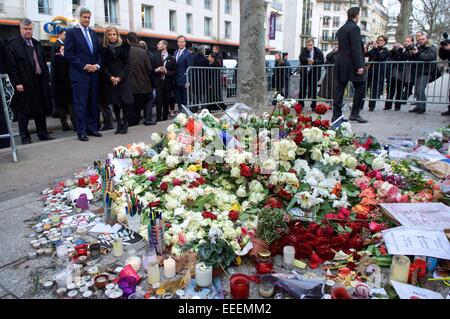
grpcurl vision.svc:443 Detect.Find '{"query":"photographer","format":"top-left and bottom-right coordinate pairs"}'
top-left (384, 36), bottom-right (416, 111)
top-left (409, 33), bottom-right (437, 114)
top-left (439, 33), bottom-right (450, 116)
top-left (365, 35), bottom-right (389, 111)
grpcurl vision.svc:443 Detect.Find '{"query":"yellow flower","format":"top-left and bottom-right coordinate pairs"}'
top-left (235, 256), bottom-right (242, 266)
top-left (187, 165), bottom-right (199, 172)
top-left (231, 203), bottom-right (241, 212)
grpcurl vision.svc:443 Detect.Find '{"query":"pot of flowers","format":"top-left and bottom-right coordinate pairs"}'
top-left (197, 239), bottom-right (237, 277)
top-left (250, 208), bottom-right (289, 259)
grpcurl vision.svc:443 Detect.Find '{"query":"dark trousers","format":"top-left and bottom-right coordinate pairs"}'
top-left (18, 112), bottom-right (48, 141)
top-left (132, 93), bottom-right (153, 125)
top-left (55, 100), bottom-right (75, 129)
top-left (299, 71), bottom-right (318, 109)
top-left (175, 84), bottom-right (188, 111)
top-left (367, 72), bottom-right (385, 110)
top-left (113, 104), bottom-right (129, 130)
top-left (332, 80), bottom-right (365, 121)
top-left (157, 80), bottom-right (172, 121)
top-left (97, 103), bottom-right (113, 129)
top-left (385, 79), bottom-right (414, 110)
top-left (72, 80), bottom-right (99, 137)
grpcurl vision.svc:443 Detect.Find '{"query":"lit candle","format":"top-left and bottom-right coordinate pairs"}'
top-left (283, 246), bottom-right (295, 268)
top-left (163, 257), bottom-right (176, 279)
top-left (113, 238), bottom-right (123, 257)
top-left (390, 255), bottom-right (410, 283)
top-left (195, 263), bottom-right (213, 287)
top-left (147, 262), bottom-right (161, 284)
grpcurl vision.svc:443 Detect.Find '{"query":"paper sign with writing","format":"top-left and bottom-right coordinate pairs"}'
top-left (97, 225), bottom-right (143, 248)
top-left (391, 281), bottom-right (444, 299)
top-left (382, 226), bottom-right (450, 260)
top-left (380, 203), bottom-right (450, 230)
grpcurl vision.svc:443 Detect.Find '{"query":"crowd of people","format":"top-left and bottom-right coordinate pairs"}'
top-left (1, 7), bottom-right (225, 144)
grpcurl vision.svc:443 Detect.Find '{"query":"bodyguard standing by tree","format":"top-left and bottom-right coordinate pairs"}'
top-left (65, 7), bottom-right (102, 142)
top-left (332, 7), bottom-right (368, 123)
top-left (6, 18), bottom-right (55, 144)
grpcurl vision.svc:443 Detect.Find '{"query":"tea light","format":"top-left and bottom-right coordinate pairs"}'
top-left (32, 243), bottom-right (41, 250)
top-left (106, 288), bottom-right (123, 299)
top-left (67, 290), bottom-right (78, 298)
top-left (56, 288), bottom-right (67, 297)
top-left (114, 267), bottom-right (124, 274)
top-left (37, 249), bottom-right (45, 256)
top-left (44, 248), bottom-right (53, 256)
top-left (82, 291), bottom-right (93, 298)
top-left (147, 262), bottom-right (161, 284)
top-left (79, 286), bottom-right (88, 293)
top-left (43, 281), bottom-right (54, 289)
top-left (195, 263), bottom-right (212, 287)
top-left (163, 257), bottom-right (176, 279)
top-left (283, 246), bottom-right (295, 268)
top-left (230, 274), bottom-right (250, 299)
top-left (105, 283), bottom-right (115, 290)
top-left (27, 252), bottom-right (37, 260)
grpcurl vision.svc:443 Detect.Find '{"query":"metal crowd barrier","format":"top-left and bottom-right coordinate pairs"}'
top-left (0, 74), bottom-right (18, 162)
top-left (185, 61), bottom-right (450, 110)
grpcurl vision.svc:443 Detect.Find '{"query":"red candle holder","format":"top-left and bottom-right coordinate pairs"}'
top-left (413, 260), bottom-right (427, 278)
top-left (78, 177), bottom-right (87, 187)
top-left (255, 250), bottom-right (273, 274)
top-left (89, 175), bottom-right (99, 185)
top-left (230, 274), bottom-right (250, 299)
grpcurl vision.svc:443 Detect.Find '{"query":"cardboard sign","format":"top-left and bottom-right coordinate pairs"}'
top-left (97, 225), bottom-right (143, 248)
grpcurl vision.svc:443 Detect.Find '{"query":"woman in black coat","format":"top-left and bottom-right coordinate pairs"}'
top-left (365, 35), bottom-right (389, 111)
top-left (101, 27), bottom-right (134, 134)
top-left (51, 45), bottom-right (75, 131)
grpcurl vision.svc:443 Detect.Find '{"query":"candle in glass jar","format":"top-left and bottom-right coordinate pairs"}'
top-left (230, 274), bottom-right (250, 299)
top-left (283, 246), bottom-right (295, 267)
top-left (259, 277), bottom-right (274, 298)
top-left (113, 238), bottom-right (123, 257)
top-left (390, 255), bottom-right (410, 283)
top-left (195, 263), bottom-right (213, 287)
top-left (163, 257), bottom-right (176, 279)
top-left (147, 262), bottom-right (161, 284)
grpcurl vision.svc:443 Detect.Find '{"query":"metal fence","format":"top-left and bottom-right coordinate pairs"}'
top-left (185, 61), bottom-right (450, 110)
top-left (0, 74), bottom-right (18, 162)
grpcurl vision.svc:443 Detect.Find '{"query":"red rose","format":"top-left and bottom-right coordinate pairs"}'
top-left (240, 163), bottom-right (253, 177)
top-left (278, 188), bottom-right (292, 200)
top-left (325, 213), bottom-right (338, 219)
top-left (253, 165), bottom-right (261, 174)
top-left (321, 120), bottom-right (330, 129)
top-left (293, 132), bottom-right (304, 144)
top-left (315, 103), bottom-right (329, 115)
top-left (287, 121), bottom-right (295, 128)
top-left (149, 201), bottom-right (161, 207)
top-left (202, 211), bottom-right (217, 220)
top-left (356, 164), bottom-right (368, 172)
top-left (173, 179), bottom-right (182, 186)
top-left (135, 167), bottom-right (146, 175)
top-left (197, 176), bottom-right (206, 185)
top-left (309, 253), bottom-right (323, 269)
top-left (347, 234), bottom-right (364, 250)
top-left (294, 103), bottom-right (303, 114)
top-left (268, 184), bottom-right (276, 193)
top-left (299, 116), bottom-right (312, 123)
top-left (188, 181), bottom-right (199, 188)
top-left (264, 197), bottom-right (283, 209)
top-left (228, 210), bottom-right (240, 222)
top-left (305, 123), bottom-right (312, 129)
top-left (315, 245), bottom-right (335, 261)
top-left (313, 119), bottom-right (322, 127)
top-left (295, 243), bottom-right (313, 259)
top-left (368, 221), bottom-right (385, 233)
top-left (159, 182), bottom-right (169, 192)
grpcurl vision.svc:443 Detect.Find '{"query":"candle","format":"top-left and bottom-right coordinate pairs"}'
top-left (142, 247), bottom-right (157, 270)
top-left (147, 262), bottom-right (161, 284)
top-left (163, 257), bottom-right (176, 279)
top-left (283, 246), bottom-right (295, 268)
top-left (195, 263), bottom-right (213, 287)
top-left (390, 255), bottom-right (410, 283)
top-left (113, 238), bottom-right (123, 257)
top-left (230, 274), bottom-right (250, 299)
top-left (56, 243), bottom-right (68, 258)
top-left (126, 256), bottom-right (142, 272)
top-left (259, 277), bottom-right (274, 298)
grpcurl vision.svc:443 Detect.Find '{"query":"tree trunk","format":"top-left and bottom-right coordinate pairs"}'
top-left (395, 0), bottom-right (413, 42)
top-left (237, 0), bottom-right (267, 113)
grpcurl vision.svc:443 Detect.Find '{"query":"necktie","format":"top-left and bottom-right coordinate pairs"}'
top-left (84, 27), bottom-right (93, 53)
top-left (27, 40), bottom-right (42, 75)
top-left (176, 50), bottom-right (182, 62)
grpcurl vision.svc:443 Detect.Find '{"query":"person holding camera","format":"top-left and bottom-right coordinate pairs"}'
top-left (409, 33), bottom-right (437, 114)
top-left (384, 36), bottom-right (417, 111)
top-left (439, 33), bottom-right (450, 116)
top-left (365, 35), bottom-right (389, 111)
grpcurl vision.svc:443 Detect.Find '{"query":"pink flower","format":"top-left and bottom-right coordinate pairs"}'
top-left (373, 180), bottom-right (384, 189)
top-left (355, 177), bottom-right (371, 190)
top-left (396, 194), bottom-right (410, 203)
top-left (178, 232), bottom-right (187, 245)
top-left (325, 213), bottom-right (338, 219)
top-left (368, 221), bottom-right (385, 234)
top-left (386, 185), bottom-right (400, 202)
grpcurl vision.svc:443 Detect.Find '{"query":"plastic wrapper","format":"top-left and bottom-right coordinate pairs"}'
top-left (270, 274), bottom-right (324, 299)
top-left (119, 264), bottom-right (141, 283)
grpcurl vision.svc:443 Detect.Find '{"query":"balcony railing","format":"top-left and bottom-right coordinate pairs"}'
top-left (142, 22), bottom-right (153, 29)
top-left (105, 16), bottom-right (119, 24)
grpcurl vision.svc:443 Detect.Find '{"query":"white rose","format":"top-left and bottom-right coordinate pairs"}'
top-left (371, 157), bottom-right (385, 170)
top-left (230, 166), bottom-right (241, 178)
top-left (236, 185), bottom-right (247, 198)
top-left (166, 198), bottom-right (179, 210)
top-left (166, 155), bottom-right (181, 168)
top-left (303, 127), bottom-right (324, 143)
top-left (326, 130), bottom-right (336, 139)
top-left (261, 158), bottom-right (278, 172)
top-left (174, 113), bottom-right (188, 126)
top-left (344, 156), bottom-right (357, 169)
top-left (171, 246), bottom-right (183, 256)
top-left (167, 124), bottom-right (176, 133)
top-left (296, 147), bottom-right (307, 155)
top-left (248, 192), bottom-right (264, 204)
top-left (249, 180), bottom-right (264, 193)
top-left (151, 133), bottom-right (162, 143)
top-left (311, 148), bottom-right (323, 161)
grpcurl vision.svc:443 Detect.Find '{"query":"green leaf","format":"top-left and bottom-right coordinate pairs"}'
top-left (286, 195), bottom-right (298, 211)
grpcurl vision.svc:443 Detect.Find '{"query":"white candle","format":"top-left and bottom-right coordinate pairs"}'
top-left (126, 256), bottom-right (142, 272)
top-left (147, 262), bottom-right (161, 284)
top-left (163, 257), bottom-right (176, 279)
top-left (56, 243), bottom-right (68, 258)
top-left (195, 263), bottom-right (213, 287)
top-left (283, 246), bottom-right (295, 266)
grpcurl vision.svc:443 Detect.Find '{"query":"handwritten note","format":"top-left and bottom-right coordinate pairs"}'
top-left (391, 281), bottom-right (444, 299)
top-left (382, 226), bottom-right (450, 260)
top-left (380, 203), bottom-right (450, 230)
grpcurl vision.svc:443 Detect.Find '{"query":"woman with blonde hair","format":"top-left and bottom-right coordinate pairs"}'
top-left (101, 26), bottom-right (133, 134)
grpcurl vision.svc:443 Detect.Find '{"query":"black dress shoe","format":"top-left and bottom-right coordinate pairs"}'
top-left (78, 135), bottom-right (89, 142)
top-left (409, 107), bottom-right (420, 113)
top-left (38, 135), bottom-right (55, 141)
top-left (349, 115), bottom-right (368, 123)
top-left (441, 110), bottom-right (450, 116)
top-left (87, 132), bottom-right (103, 137)
top-left (101, 126), bottom-right (113, 131)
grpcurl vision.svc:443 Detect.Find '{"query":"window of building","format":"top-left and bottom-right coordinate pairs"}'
top-left (0, 0), bottom-right (4, 13)
top-left (186, 0), bottom-right (191, 5)
top-left (204, 0), bottom-right (212, 10)
top-left (322, 16), bottom-right (330, 28)
top-left (322, 30), bottom-right (329, 41)
top-left (142, 5), bottom-right (153, 29)
top-left (72, 0), bottom-right (82, 15)
top-left (332, 16), bottom-right (340, 28)
top-left (225, 0), bottom-right (232, 14)
top-left (225, 21), bottom-right (231, 39)
top-left (361, 21), bottom-right (367, 31)
top-left (186, 13), bottom-right (192, 34)
top-left (104, 0), bottom-right (119, 24)
top-left (169, 10), bottom-right (177, 31)
top-left (333, 3), bottom-right (341, 11)
top-left (323, 2), bottom-right (331, 11)
top-left (332, 31), bottom-right (337, 41)
top-left (276, 18), bottom-right (283, 32)
top-left (38, 0), bottom-right (52, 15)
top-left (321, 43), bottom-right (329, 52)
top-left (204, 17), bottom-right (212, 36)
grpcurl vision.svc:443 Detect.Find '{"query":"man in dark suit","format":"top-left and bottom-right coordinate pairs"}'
top-left (299, 39), bottom-right (324, 110)
top-left (155, 40), bottom-right (177, 121)
top-left (6, 18), bottom-right (54, 144)
top-left (51, 29), bottom-right (66, 59)
top-left (64, 7), bottom-right (102, 141)
top-left (173, 35), bottom-right (193, 111)
top-left (332, 7), bottom-right (368, 123)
